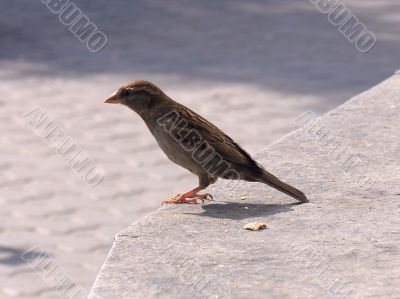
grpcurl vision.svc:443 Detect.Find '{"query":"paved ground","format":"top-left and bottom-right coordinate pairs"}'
top-left (0, 0), bottom-right (399, 298)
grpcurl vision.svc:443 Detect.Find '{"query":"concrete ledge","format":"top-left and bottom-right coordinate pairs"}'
top-left (89, 75), bottom-right (400, 299)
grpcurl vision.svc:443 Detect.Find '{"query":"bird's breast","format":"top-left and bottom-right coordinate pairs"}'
top-left (149, 124), bottom-right (201, 175)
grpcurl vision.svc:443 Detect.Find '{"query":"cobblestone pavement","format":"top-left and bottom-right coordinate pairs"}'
top-left (1, 1), bottom-right (399, 298)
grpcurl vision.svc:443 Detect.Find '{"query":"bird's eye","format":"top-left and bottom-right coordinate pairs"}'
top-left (121, 89), bottom-right (133, 97)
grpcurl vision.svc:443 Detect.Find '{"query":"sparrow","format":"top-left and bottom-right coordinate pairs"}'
top-left (105, 80), bottom-right (308, 204)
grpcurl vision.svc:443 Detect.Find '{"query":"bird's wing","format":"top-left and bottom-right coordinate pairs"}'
top-left (172, 103), bottom-right (259, 168)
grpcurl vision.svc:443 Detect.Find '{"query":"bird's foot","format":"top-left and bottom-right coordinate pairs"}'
top-left (189, 193), bottom-right (213, 202)
top-left (162, 193), bottom-right (213, 205)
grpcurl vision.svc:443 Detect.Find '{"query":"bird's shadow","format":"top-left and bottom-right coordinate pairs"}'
top-left (184, 201), bottom-right (303, 220)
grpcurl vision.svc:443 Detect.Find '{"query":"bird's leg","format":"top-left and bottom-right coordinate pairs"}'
top-left (162, 187), bottom-right (213, 205)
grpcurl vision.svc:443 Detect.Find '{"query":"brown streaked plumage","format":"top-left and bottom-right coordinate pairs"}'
top-left (105, 80), bottom-right (308, 204)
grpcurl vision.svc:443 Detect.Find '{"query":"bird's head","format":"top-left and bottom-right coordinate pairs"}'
top-left (105, 80), bottom-right (167, 114)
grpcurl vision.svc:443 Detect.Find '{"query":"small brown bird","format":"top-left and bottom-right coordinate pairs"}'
top-left (105, 80), bottom-right (308, 204)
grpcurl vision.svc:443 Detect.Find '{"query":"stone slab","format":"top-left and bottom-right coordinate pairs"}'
top-left (89, 75), bottom-right (400, 298)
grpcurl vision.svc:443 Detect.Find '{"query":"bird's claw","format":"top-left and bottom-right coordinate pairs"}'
top-left (162, 193), bottom-right (214, 205)
top-left (194, 193), bottom-right (213, 201)
top-left (188, 193), bottom-right (213, 203)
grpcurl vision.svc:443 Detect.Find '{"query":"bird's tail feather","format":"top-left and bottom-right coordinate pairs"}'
top-left (258, 170), bottom-right (308, 202)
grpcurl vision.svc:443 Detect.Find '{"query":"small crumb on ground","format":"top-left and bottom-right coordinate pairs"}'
top-left (240, 196), bottom-right (247, 200)
top-left (243, 222), bottom-right (268, 231)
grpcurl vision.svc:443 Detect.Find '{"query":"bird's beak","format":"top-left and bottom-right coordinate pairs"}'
top-left (105, 92), bottom-right (121, 104)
